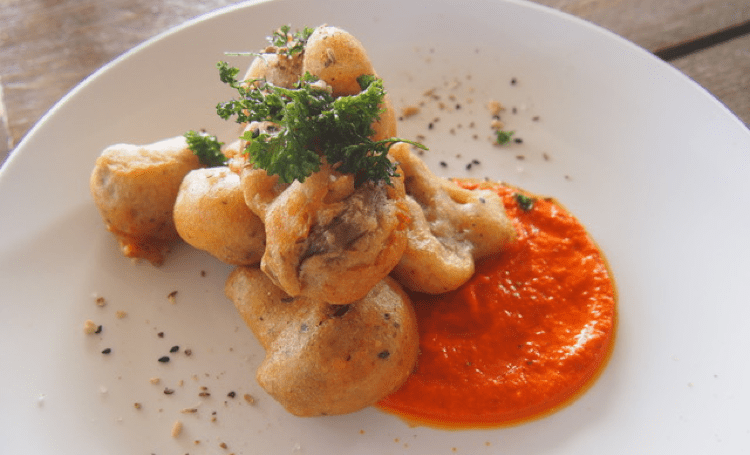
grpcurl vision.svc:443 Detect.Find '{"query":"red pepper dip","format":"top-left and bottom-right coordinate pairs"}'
top-left (378, 180), bottom-right (616, 427)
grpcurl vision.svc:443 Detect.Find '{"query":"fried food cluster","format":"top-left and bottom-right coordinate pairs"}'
top-left (89, 25), bottom-right (516, 417)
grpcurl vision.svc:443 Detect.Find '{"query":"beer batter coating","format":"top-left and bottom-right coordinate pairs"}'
top-left (90, 136), bottom-right (201, 265)
top-left (389, 143), bottom-right (516, 293)
top-left (174, 167), bottom-right (265, 265)
top-left (225, 266), bottom-right (419, 416)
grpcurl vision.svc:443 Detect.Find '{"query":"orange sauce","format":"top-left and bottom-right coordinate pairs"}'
top-left (378, 181), bottom-right (616, 427)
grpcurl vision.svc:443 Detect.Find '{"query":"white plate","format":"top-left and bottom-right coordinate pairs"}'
top-left (2, 0), bottom-right (749, 453)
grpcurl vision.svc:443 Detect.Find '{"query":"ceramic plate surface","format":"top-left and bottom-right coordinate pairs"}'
top-left (2, 0), bottom-right (749, 453)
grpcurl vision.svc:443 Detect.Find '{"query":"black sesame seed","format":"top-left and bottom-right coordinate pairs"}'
top-left (95, 325), bottom-right (103, 334)
top-left (440, 161), bottom-right (447, 167)
top-left (378, 350), bottom-right (391, 359)
top-left (511, 77), bottom-right (517, 85)
top-left (158, 356), bottom-right (170, 363)
top-left (331, 304), bottom-right (351, 318)
top-left (170, 346), bottom-right (179, 353)
top-left (101, 348), bottom-right (111, 354)
top-left (227, 391), bottom-right (236, 398)
top-left (472, 159), bottom-right (480, 165)
top-left (157, 332), bottom-right (164, 338)
top-left (428, 122), bottom-right (434, 130)
top-left (466, 163), bottom-right (473, 170)
top-left (514, 137), bottom-right (523, 144)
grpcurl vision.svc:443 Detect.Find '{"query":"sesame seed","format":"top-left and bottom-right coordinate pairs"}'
top-left (171, 420), bottom-right (183, 438)
top-left (158, 356), bottom-right (170, 363)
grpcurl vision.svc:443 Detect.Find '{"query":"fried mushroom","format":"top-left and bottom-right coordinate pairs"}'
top-left (89, 136), bottom-right (201, 265)
top-left (302, 25), bottom-right (396, 140)
top-left (173, 167), bottom-right (265, 265)
top-left (260, 163), bottom-right (409, 304)
top-left (225, 266), bottom-right (419, 417)
top-left (389, 143), bottom-right (516, 293)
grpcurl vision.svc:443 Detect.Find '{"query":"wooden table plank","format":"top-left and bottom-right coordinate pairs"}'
top-left (0, 0), bottom-right (748, 157)
top-left (0, 0), bottom-right (242, 150)
top-left (535, 0), bottom-right (750, 51)
top-left (670, 34), bottom-right (750, 125)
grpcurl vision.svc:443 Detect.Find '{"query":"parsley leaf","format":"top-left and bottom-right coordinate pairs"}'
top-left (514, 192), bottom-right (536, 211)
top-left (216, 62), bottom-right (426, 186)
top-left (268, 25), bottom-right (315, 56)
top-left (495, 130), bottom-right (515, 145)
top-left (184, 130), bottom-right (227, 167)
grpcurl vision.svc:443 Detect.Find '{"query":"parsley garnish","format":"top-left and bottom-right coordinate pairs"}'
top-left (514, 193), bottom-right (536, 211)
top-left (215, 61), bottom-right (426, 185)
top-left (269, 25), bottom-right (315, 56)
top-left (184, 130), bottom-right (227, 167)
top-left (495, 130), bottom-right (515, 145)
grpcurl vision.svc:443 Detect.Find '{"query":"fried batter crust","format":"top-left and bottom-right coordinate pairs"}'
top-left (174, 167), bottom-right (265, 265)
top-left (389, 143), bottom-right (516, 293)
top-left (260, 163), bottom-right (408, 304)
top-left (225, 266), bottom-right (419, 416)
top-left (90, 136), bottom-right (201, 265)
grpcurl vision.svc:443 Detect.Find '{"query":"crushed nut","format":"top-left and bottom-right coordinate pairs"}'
top-left (171, 420), bottom-right (183, 438)
top-left (487, 100), bottom-right (504, 116)
top-left (83, 319), bottom-right (98, 334)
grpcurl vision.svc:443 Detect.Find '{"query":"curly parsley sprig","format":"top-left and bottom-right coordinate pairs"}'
top-left (269, 25), bottom-right (314, 56)
top-left (215, 62), bottom-right (426, 186)
top-left (184, 130), bottom-right (227, 167)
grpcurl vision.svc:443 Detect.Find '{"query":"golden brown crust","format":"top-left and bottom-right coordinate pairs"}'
top-left (225, 266), bottom-right (419, 416)
top-left (89, 136), bottom-right (201, 265)
top-left (260, 163), bottom-right (409, 304)
top-left (389, 143), bottom-right (516, 293)
top-left (173, 167), bottom-right (265, 266)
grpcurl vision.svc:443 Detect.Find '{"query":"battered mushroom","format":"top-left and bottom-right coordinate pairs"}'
top-left (225, 266), bottom-right (419, 417)
top-left (302, 25), bottom-right (396, 140)
top-left (90, 136), bottom-right (201, 265)
top-left (173, 167), bottom-right (265, 265)
top-left (243, 50), bottom-right (303, 89)
top-left (389, 143), bottom-right (516, 293)
top-left (260, 162), bottom-right (409, 304)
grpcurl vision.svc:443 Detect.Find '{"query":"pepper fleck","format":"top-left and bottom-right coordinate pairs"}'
top-left (95, 325), bottom-right (103, 334)
top-left (378, 350), bottom-right (391, 359)
top-left (227, 391), bottom-right (236, 398)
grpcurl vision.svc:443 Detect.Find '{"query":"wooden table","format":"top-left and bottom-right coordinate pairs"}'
top-left (1, 0), bottom-right (749, 164)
